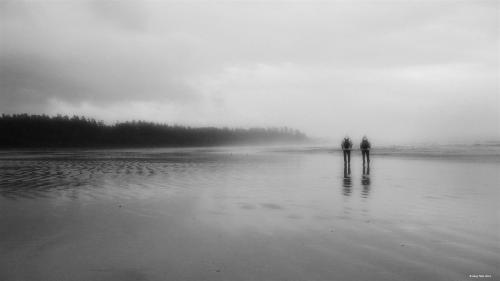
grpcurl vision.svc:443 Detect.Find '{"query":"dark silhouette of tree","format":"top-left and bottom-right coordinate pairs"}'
top-left (0, 114), bottom-right (308, 148)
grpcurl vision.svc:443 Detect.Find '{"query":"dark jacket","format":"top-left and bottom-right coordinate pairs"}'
top-left (341, 138), bottom-right (352, 150)
top-left (360, 139), bottom-right (371, 150)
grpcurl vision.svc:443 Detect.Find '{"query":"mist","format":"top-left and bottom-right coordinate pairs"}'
top-left (1, 0), bottom-right (498, 144)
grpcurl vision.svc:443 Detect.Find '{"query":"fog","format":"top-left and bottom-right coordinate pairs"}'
top-left (1, 0), bottom-right (498, 144)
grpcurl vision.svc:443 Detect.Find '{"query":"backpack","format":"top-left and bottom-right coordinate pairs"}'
top-left (342, 138), bottom-right (352, 149)
top-left (361, 140), bottom-right (370, 150)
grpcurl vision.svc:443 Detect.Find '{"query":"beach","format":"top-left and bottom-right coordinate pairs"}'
top-left (0, 146), bottom-right (498, 281)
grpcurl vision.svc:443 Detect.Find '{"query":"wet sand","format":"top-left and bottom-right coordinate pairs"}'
top-left (0, 147), bottom-right (498, 281)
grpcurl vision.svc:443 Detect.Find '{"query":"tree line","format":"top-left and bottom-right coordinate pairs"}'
top-left (0, 114), bottom-right (308, 148)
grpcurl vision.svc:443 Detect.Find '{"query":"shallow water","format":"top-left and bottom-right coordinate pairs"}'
top-left (0, 147), bottom-right (498, 281)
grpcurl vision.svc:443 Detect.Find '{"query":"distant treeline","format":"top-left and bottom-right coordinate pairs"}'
top-left (0, 114), bottom-right (308, 148)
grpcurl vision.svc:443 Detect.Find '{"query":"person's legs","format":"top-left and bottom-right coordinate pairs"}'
top-left (347, 151), bottom-right (351, 164)
top-left (362, 150), bottom-right (367, 164)
top-left (343, 150), bottom-right (347, 163)
top-left (367, 150), bottom-right (370, 163)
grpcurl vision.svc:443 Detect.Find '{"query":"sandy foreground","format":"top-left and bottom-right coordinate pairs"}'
top-left (0, 148), bottom-right (498, 281)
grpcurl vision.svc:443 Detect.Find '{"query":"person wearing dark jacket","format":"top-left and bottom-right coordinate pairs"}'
top-left (341, 136), bottom-right (352, 164)
top-left (360, 136), bottom-right (371, 164)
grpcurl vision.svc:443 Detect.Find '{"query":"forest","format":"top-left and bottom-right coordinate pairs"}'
top-left (0, 114), bottom-right (308, 148)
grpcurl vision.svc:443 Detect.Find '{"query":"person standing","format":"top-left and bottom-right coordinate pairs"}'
top-left (360, 136), bottom-right (371, 164)
top-left (341, 136), bottom-right (352, 164)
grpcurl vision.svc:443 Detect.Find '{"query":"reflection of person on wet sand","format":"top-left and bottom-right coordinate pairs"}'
top-left (343, 162), bottom-right (351, 178)
top-left (342, 161), bottom-right (352, 196)
top-left (361, 164), bottom-right (370, 198)
top-left (362, 164), bottom-right (370, 176)
top-left (341, 136), bottom-right (353, 164)
top-left (362, 164), bottom-right (370, 185)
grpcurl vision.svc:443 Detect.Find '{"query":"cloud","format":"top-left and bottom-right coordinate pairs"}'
top-left (0, 0), bottom-right (498, 143)
top-left (88, 0), bottom-right (150, 31)
top-left (0, 1), bottom-right (200, 107)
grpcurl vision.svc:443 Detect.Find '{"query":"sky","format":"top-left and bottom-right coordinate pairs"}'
top-left (0, 0), bottom-right (498, 144)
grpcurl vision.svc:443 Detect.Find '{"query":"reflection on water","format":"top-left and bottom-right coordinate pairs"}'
top-left (361, 164), bottom-right (371, 198)
top-left (342, 162), bottom-right (352, 196)
top-left (342, 162), bottom-right (371, 198)
top-left (0, 160), bottom-right (167, 199)
top-left (0, 155), bottom-right (236, 200)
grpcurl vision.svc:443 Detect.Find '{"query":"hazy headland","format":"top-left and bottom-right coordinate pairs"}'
top-left (0, 114), bottom-right (308, 148)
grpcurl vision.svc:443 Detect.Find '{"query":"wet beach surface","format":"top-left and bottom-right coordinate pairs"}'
top-left (0, 147), bottom-right (499, 281)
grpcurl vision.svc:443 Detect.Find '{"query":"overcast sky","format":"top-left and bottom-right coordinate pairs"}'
top-left (0, 0), bottom-right (498, 144)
